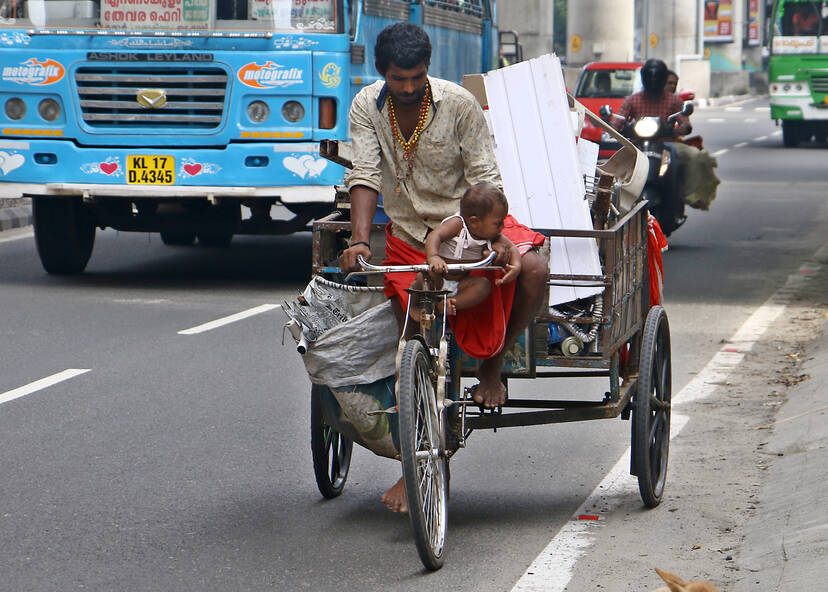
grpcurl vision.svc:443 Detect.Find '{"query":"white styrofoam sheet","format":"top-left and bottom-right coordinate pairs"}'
top-left (484, 54), bottom-right (602, 306)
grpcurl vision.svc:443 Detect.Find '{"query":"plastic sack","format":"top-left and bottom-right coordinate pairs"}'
top-left (284, 277), bottom-right (399, 388)
top-left (316, 376), bottom-right (400, 459)
top-left (675, 142), bottom-right (720, 211)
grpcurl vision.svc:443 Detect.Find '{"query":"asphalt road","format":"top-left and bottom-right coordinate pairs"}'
top-left (0, 97), bottom-right (825, 591)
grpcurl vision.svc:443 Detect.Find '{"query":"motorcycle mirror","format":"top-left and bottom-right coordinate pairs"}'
top-left (681, 100), bottom-right (695, 116)
top-left (599, 104), bottom-right (612, 121)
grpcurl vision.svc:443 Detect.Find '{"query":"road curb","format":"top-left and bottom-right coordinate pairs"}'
top-left (0, 205), bottom-right (33, 232)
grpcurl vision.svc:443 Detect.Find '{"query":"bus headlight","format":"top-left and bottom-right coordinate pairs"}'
top-left (281, 100), bottom-right (305, 123)
top-left (38, 98), bottom-right (61, 122)
top-left (5, 98), bottom-right (26, 120)
top-left (247, 100), bottom-right (270, 123)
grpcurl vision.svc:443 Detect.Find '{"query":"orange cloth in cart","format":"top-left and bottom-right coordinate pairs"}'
top-left (647, 213), bottom-right (668, 306)
top-left (382, 215), bottom-right (545, 360)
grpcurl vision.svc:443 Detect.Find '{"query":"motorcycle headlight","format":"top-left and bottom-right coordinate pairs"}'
top-left (633, 117), bottom-right (660, 138)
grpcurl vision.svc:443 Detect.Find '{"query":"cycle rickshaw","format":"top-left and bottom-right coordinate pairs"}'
top-left (285, 141), bottom-right (671, 571)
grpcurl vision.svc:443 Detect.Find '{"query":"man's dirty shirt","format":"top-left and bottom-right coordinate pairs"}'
top-left (344, 76), bottom-right (502, 250)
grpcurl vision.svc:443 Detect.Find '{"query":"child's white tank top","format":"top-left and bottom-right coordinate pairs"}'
top-left (436, 214), bottom-right (491, 261)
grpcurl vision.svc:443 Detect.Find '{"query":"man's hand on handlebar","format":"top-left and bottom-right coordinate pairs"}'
top-left (340, 242), bottom-right (372, 272)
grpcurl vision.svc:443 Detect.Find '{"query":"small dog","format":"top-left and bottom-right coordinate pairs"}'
top-left (652, 568), bottom-right (720, 592)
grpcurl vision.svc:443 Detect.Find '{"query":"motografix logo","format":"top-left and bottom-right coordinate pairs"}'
top-left (237, 61), bottom-right (303, 89)
top-left (2, 58), bottom-right (65, 85)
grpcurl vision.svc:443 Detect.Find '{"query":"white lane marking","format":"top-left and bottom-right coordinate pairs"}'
top-left (755, 107), bottom-right (770, 112)
top-left (712, 148), bottom-right (729, 157)
top-left (734, 141), bottom-right (749, 148)
top-left (754, 135), bottom-right (768, 141)
top-left (178, 304), bottom-right (281, 335)
top-left (510, 249), bottom-right (819, 592)
top-left (707, 118), bottom-right (726, 123)
top-left (771, 130), bottom-right (782, 136)
top-left (0, 369), bottom-right (91, 406)
top-left (744, 118), bottom-right (757, 123)
top-left (511, 414), bottom-right (690, 592)
top-left (0, 227), bottom-right (33, 243)
top-left (725, 106), bottom-right (743, 112)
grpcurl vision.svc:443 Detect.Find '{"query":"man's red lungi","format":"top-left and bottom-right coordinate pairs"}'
top-left (382, 215), bottom-right (545, 360)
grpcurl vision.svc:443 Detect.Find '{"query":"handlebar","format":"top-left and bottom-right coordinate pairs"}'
top-left (353, 251), bottom-right (498, 275)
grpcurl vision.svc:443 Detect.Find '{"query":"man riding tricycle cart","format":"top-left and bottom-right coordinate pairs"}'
top-left (283, 23), bottom-right (671, 571)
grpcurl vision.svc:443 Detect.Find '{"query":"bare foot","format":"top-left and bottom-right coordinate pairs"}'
top-left (474, 358), bottom-right (507, 408)
top-left (381, 477), bottom-right (408, 513)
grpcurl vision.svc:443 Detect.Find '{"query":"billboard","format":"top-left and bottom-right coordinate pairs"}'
top-left (704, 0), bottom-right (734, 42)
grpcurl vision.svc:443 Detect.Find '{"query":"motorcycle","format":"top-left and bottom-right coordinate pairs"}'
top-left (600, 101), bottom-right (695, 236)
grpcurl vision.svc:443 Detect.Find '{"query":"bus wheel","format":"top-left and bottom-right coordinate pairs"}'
top-left (33, 196), bottom-right (95, 275)
top-left (782, 121), bottom-right (799, 148)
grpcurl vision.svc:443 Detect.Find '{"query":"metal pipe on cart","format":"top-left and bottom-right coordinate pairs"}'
top-left (548, 296), bottom-right (603, 356)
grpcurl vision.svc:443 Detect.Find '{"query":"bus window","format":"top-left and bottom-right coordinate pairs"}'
top-left (0, 0), bottom-right (342, 31)
top-left (780, 1), bottom-right (822, 36)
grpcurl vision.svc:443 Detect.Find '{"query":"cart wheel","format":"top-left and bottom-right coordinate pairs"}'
top-left (632, 305), bottom-right (671, 508)
top-left (311, 385), bottom-right (353, 499)
top-left (398, 339), bottom-right (448, 571)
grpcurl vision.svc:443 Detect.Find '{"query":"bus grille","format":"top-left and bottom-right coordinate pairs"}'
top-left (811, 76), bottom-right (828, 94)
top-left (75, 66), bottom-right (228, 130)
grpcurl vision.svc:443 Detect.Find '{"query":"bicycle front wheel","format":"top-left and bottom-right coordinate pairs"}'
top-left (398, 339), bottom-right (448, 571)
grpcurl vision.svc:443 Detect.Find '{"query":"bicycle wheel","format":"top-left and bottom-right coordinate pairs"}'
top-left (632, 305), bottom-right (672, 508)
top-left (311, 385), bottom-right (353, 499)
top-left (398, 339), bottom-right (448, 571)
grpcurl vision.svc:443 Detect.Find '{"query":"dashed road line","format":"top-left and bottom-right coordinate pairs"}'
top-left (725, 106), bottom-right (743, 112)
top-left (744, 118), bottom-right (757, 123)
top-left (707, 118), bottom-right (726, 123)
top-left (755, 107), bottom-right (770, 112)
top-left (734, 141), bottom-right (749, 148)
top-left (712, 148), bottom-right (729, 157)
top-left (0, 227), bottom-right (33, 243)
top-left (178, 304), bottom-right (281, 335)
top-left (0, 369), bottom-right (91, 406)
top-left (754, 135), bottom-right (768, 141)
top-left (771, 130), bottom-right (782, 136)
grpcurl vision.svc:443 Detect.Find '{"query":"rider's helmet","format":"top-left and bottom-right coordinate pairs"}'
top-left (640, 59), bottom-right (668, 95)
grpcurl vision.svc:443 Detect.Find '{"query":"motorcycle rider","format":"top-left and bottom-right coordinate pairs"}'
top-left (611, 58), bottom-right (692, 230)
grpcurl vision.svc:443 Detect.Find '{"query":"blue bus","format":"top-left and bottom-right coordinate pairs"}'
top-left (0, 0), bottom-right (500, 273)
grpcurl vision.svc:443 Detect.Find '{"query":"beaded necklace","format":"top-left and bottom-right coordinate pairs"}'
top-left (388, 81), bottom-right (431, 194)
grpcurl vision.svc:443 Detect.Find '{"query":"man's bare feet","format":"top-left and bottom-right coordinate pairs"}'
top-left (381, 477), bottom-right (408, 513)
top-left (474, 357), bottom-right (507, 408)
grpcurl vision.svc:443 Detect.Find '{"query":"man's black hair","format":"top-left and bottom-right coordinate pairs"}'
top-left (641, 58), bottom-right (668, 95)
top-left (374, 22), bottom-right (432, 74)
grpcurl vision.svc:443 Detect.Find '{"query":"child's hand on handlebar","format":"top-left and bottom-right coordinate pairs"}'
top-left (340, 242), bottom-right (372, 272)
top-left (427, 255), bottom-right (448, 275)
top-left (496, 261), bottom-right (521, 285)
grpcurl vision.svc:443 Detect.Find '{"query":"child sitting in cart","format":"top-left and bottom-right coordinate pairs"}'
top-left (410, 182), bottom-right (522, 316)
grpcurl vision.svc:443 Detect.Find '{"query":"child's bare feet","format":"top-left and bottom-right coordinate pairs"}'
top-left (381, 477), bottom-right (408, 513)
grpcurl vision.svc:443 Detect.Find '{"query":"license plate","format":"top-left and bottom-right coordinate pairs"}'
top-left (127, 155), bottom-right (175, 185)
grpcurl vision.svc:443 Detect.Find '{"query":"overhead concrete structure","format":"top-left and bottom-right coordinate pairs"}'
top-left (639, 0), bottom-right (700, 66)
top-left (566, 0), bottom-right (635, 66)
top-left (497, 0), bottom-right (555, 63)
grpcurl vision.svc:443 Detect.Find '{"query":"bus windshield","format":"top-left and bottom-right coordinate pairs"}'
top-left (0, 0), bottom-right (341, 32)
top-left (774, 0), bottom-right (827, 36)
